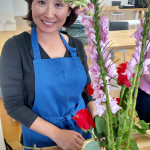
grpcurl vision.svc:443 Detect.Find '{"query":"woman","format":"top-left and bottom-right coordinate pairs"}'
top-left (136, 50), bottom-right (150, 123)
top-left (0, 0), bottom-right (96, 149)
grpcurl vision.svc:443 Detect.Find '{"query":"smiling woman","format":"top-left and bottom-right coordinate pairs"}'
top-left (0, 0), bottom-right (96, 149)
top-left (24, 0), bottom-right (78, 28)
top-left (31, 0), bottom-right (70, 34)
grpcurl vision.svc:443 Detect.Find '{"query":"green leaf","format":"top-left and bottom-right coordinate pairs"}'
top-left (94, 116), bottom-right (107, 140)
top-left (133, 125), bottom-right (147, 134)
top-left (94, 128), bottom-right (104, 140)
top-left (130, 139), bottom-right (139, 150)
top-left (138, 120), bottom-right (149, 130)
top-left (84, 141), bottom-right (101, 150)
top-left (82, 128), bottom-right (88, 134)
top-left (95, 116), bottom-right (107, 135)
top-left (120, 87), bottom-right (129, 110)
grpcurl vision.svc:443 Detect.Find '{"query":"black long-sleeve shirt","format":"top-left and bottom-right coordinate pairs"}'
top-left (0, 32), bottom-right (92, 128)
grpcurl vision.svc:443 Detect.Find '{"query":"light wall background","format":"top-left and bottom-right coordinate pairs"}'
top-left (0, 0), bottom-right (129, 17)
top-left (13, 0), bottom-right (28, 16)
top-left (99, 0), bottom-right (128, 6)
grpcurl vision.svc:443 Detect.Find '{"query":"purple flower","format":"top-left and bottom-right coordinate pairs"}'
top-left (87, 3), bottom-right (95, 13)
top-left (100, 16), bottom-right (109, 33)
top-left (94, 100), bottom-right (106, 117)
top-left (143, 59), bottom-right (150, 74)
top-left (131, 26), bottom-right (143, 41)
top-left (110, 98), bottom-right (121, 114)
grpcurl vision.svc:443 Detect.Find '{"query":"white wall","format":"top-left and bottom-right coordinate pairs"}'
top-left (1, 0), bottom-right (129, 18)
top-left (0, 0), bottom-right (14, 21)
top-left (0, 0), bottom-right (16, 31)
top-left (99, 0), bottom-right (129, 6)
top-left (13, 0), bottom-right (28, 16)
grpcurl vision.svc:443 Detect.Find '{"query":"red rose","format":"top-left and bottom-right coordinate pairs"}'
top-left (117, 62), bottom-right (128, 74)
top-left (72, 108), bottom-right (95, 130)
top-left (116, 98), bottom-right (120, 105)
top-left (118, 74), bottom-right (131, 87)
top-left (132, 73), bottom-right (135, 78)
top-left (86, 83), bottom-right (94, 96)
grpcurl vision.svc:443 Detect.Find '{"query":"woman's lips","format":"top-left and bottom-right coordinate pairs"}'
top-left (42, 20), bottom-right (56, 26)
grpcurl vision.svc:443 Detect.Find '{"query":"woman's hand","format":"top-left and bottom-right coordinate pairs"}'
top-left (87, 101), bottom-right (97, 118)
top-left (53, 129), bottom-right (85, 150)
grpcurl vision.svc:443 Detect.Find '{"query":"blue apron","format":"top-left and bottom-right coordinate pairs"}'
top-left (22, 25), bottom-right (91, 148)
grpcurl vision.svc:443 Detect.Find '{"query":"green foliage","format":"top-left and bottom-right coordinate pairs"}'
top-left (94, 116), bottom-right (107, 140)
top-left (133, 120), bottom-right (149, 134)
top-left (119, 133), bottom-right (139, 150)
top-left (130, 139), bottom-right (139, 150)
top-left (84, 141), bottom-right (101, 150)
top-left (138, 120), bottom-right (150, 130)
top-left (120, 87), bottom-right (130, 110)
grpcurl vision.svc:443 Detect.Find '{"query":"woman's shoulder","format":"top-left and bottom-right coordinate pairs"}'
top-left (1, 32), bottom-right (31, 59)
top-left (68, 35), bottom-right (83, 47)
top-left (3, 32), bottom-right (30, 48)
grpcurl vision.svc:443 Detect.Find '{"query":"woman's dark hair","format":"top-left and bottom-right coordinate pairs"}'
top-left (24, 0), bottom-right (79, 28)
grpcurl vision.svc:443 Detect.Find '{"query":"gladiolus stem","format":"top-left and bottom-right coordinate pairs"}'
top-left (116, 65), bottom-right (138, 149)
top-left (91, 0), bottom-right (115, 149)
top-left (119, 85), bottom-right (126, 106)
top-left (125, 14), bottom-right (150, 149)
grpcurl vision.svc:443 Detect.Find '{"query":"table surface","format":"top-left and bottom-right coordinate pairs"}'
top-left (0, 118), bottom-right (6, 150)
top-left (48, 130), bottom-right (150, 150)
top-left (84, 29), bottom-right (136, 51)
top-left (109, 29), bottom-right (136, 51)
top-left (101, 6), bottom-right (147, 12)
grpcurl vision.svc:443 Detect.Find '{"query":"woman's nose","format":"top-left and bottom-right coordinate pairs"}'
top-left (44, 5), bottom-right (55, 18)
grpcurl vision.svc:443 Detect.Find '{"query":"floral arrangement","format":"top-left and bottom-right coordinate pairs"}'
top-left (70, 0), bottom-right (150, 150)
top-left (23, 0), bottom-right (150, 149)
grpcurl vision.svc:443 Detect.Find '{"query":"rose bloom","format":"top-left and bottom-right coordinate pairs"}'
top-left (118, 74), bottom-right (131, 87)
top-left (72, 108), bottom-right (95, 130)
top-left (117, 62), bottom-right (128, 74)
top-left (86, 83), bottom-right (94, 96)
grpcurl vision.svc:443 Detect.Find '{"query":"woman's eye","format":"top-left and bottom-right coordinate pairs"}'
top-left (56, 3), bottom-right (63, 7)
top-left (38, 1), bottom-right (46, 5)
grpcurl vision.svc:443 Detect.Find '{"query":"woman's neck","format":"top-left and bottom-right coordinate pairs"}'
top-left (37, 30), bottom-right (61, 47)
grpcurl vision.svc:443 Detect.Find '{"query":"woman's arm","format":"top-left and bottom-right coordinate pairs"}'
top-left (87, 101), bottom-right (97, 118)
top-left (30, 116), bottom-right (84, 149)
top-left (0, 36), bottom-right (84, 150)
top-left (0, 37), bottom-right (38, 127)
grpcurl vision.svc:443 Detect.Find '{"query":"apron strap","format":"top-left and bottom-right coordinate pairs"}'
top-left (59, 31), bottom-right (77, 57)
top-left (31, 25), bottom-right (78, 60)
top-left (31, 25), bottom-right (41, 60)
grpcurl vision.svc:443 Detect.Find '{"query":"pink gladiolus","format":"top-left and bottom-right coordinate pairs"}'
top-left (100, 16), bottom-right (109, 33)
top-left (94, 100), bottom-right (106, 117)
top-left (143, 59), bottom-right (150, 74)
top-left (87, 3), bottom-right (95, 13)
top-left (131, 26), bottom-right (143, 41)
top-left (110, 99), bottom-right (121, 114)
top-left (133, 51), bottom-right (140, 63)
top-left (75, 8), bottom-right (89, 16)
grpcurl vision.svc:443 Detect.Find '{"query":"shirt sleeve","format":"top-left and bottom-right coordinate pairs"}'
top-left (71, 37), bottom-right (93, 105)
top-left (0, 37), bottom-right (38, 128)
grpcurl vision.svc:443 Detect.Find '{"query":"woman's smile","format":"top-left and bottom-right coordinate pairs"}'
top-left (32, 0), bottom-right (70, 34)
top-left (42, 20), bottom-right (56, 26)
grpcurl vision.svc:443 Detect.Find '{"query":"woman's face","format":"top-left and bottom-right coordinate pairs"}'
top-left (31, 0), bottom-right (70, 34)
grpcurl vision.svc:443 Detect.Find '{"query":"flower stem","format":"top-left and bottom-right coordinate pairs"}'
top-left (125, 16), bottom-right (150, 149)
top-left (91, 0), bottom-right (115, 149)
top-left (89, 128), bottom-right (96, 140)
top-left (116, 65), bottom-right (138, 150)
top-left (117, 6), bottom-right (150, 149)
top-left (119, 85), bottom-right (126, 106)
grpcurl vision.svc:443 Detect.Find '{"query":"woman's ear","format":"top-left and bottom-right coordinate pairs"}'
top-left (67, 10), bottom-right (71, 17)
